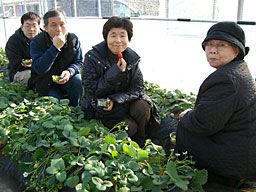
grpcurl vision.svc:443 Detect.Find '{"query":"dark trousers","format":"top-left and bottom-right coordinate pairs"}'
top-left (125, 99), bottom-right (151, 139)
top-left (48, 74), bottom-right (83, 107)
top-left (101, 99), bottom-right (151, 145)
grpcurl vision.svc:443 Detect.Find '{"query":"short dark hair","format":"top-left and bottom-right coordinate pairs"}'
top-left (102, 16), bottom-right (133, 41)
top-left (43, 9), bottom-right (66, 26)
top-left (21, 12), bottom-right (41, 25)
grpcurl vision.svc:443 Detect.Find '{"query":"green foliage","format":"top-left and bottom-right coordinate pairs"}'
top-left (145, 81), bottom-right (196, 116)
top-left (0, 80), bottom-right (207, 191)
top-left (0, 48), bottom-right (8, 69)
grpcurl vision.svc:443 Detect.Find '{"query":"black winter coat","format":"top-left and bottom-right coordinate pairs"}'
top-left (5, 28), bottom-right (31, 81)
top-left (82, 41), bottom-right (160, 126)
top-left (176, 60), bottom-right (256, 179)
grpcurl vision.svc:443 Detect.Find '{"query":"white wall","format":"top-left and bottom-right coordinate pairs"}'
top-left (0, 18), bottom-right (255, 93)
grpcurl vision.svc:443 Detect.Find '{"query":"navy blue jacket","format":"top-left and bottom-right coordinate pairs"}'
top-left (28, 31), bottom-right (83, 95)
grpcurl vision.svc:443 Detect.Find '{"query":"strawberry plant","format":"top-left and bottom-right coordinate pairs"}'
top-left (0, 48), bottom-right (8, 79)
top-left (0, 68), bottom-right (207, 191)
top-left (145, 81), bottom-right (196, 116)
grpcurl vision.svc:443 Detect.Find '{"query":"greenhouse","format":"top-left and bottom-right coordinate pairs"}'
top-left (0, 0), bottom-right (256, 191)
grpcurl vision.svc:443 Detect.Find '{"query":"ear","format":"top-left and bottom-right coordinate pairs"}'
top-left (234, 47), bottom-right (240, 57)
top-left (44, 25), bottom-right (48, 32)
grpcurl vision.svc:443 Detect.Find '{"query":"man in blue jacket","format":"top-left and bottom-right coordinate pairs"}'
top-left (29, 9), bottom-right (83, 106)
top-left (5, 12), bottom-right (41, 84)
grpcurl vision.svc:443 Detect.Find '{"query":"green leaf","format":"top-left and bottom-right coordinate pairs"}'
top-left (166, 161), bottom-right (189, 191)
top-left (65, 175), bottom-right (79, 188)
top-left (56, 171), bottom-right (67, 182)
top-left (0, 97), bottom-right (8, 109)
top-left (127, 161), bottom-right (140, 171)
top-left (51, 158), bottom-right (65, 170)
top-left (191, 169), bottom-right (208, 192)
top-left (111, 150), bottom-right (118, 158)
top-left (116, 131), bottom-right (128, 140)
top-left (78, 127), bottom-right (91, 136)
top-left (42, 121), bottom-right (55, 128)
top-left (46, 166), bottom-right (58, 175)
top-left (105, 135), bottom-right (116, 144)
top-left (33, 147), bottom-right (44, 160)
top-left (60, 99), bottom-right (70, 105)
top-left (122, 144), bottom-right (137, 158)
top-left (118, 186), bottom-right (130, 192)
top-left (81, 171), bottom-right (91, 184)
top-left (137, 149), bottom-right (149, 161)
top-left (127, 173), bottom-right (138, 183)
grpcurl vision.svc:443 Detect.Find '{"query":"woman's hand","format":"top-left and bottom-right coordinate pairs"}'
top-left (103, 98), bottom-right (114, 111)
top-left (117, 58), bottom-right (126, 72)
top-left (177, 108), bottom-right (192, 120)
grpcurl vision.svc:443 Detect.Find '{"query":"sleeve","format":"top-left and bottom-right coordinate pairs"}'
top-left (5, 36), bottom-right (24, 78)
top-left (108, 64), bottom-right (144, 103)
top-left (67, 38), bottom-right (83, 76)
top-left (82, 52), bottom-right (121, 97)
top-left (179, 76), bottom-right (237, 136)
top-left (30, 40), bottom-right (60, 75)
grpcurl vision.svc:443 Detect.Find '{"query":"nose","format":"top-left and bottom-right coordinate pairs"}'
top-left (115, 36), bottom-right (122, 42)
top-left (208, 45), bottom-right (218, 53)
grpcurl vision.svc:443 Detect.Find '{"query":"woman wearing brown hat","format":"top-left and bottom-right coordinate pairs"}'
top-left (175, 22), bottom-right (256, 187)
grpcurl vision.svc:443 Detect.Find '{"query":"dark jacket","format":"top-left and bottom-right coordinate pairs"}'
top-left (5, 28), bottom-right (31, 81)
top-left (28, 31), bottom-right (83, 95)
top-left (82, 41), bottom-right (160, 126)
top-left (176, 60), bottom-right (256, 179)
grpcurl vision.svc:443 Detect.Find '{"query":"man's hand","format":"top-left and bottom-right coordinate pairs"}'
top-left (53, 33), bottom-right (66, 49)
top-left (117, 58), bottom-right (126, 72)
top-left (21, 59), bottom-right (32, 68)
top-left (56, 70), bottom-right (71, 84)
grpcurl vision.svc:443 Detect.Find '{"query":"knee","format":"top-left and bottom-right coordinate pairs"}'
top-left (124, 118), bottom-right (138, 137)
top-left (130, 99), bottom-right (151, 117)
top-left (68, 74), bottom-right (83, 93)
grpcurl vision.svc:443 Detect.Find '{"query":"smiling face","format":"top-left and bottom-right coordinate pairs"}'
top-left (21, 19), bottom-right (40, 39)
top-left (44, 13), bottom-right (67, 39)
top-left (204, 40), bottom-right (240, 68)
top-left (107, 28), bottom-right (129, 54)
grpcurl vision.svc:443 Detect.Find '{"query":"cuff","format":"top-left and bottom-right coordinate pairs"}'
top-left (67, 68), bottom-right (75, 77)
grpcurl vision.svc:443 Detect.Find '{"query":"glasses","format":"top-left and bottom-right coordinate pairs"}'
top-left (203, 41), bottom-right (234, 51)
top-left (23, 24), bottom-right (38, 29)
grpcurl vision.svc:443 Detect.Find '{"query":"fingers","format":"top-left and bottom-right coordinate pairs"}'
top-left (117, 58), bottom-right (126, 72)
top-left (53, 33), bottom-right (66, 49)
top-left (103, 99), bottom-right (114, 111)
top-left (54, 70), bottom-right (70, 84)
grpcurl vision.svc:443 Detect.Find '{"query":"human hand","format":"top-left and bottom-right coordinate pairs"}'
top-left (117, 58), bottom-right (126, 72)
top-left (177, 108), bottom-right (192, 120)
top-left (21, 59), bottom-right (32, 68)
top-left (53, 33), bottom-right (66, 49)
top-left (103, 98), bottom-right (114, 111)
top-left (56, 70), bottom-right (71, 84)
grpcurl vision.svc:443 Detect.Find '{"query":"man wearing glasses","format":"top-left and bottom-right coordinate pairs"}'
top-left (5, 12), bottom-right (41, 85)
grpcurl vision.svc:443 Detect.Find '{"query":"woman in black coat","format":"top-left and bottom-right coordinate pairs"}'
top-left (81, 16), bottom-right (160, 146)
top-left (176, 22), bottom-right (256, 184)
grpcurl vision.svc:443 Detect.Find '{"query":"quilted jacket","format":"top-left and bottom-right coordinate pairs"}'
top-left (82, 41), bottom-right (160, 128)
top-left (176, 60), bottom-right (256, 179)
